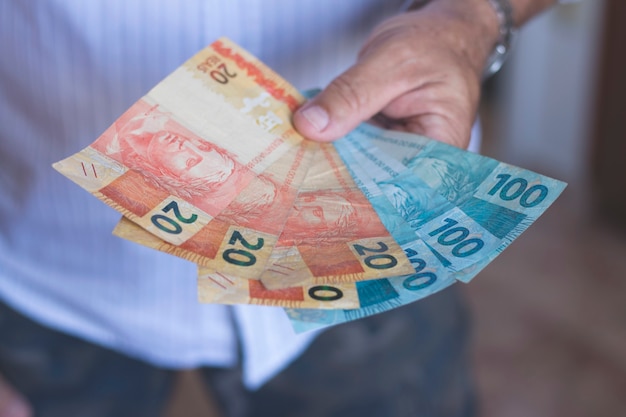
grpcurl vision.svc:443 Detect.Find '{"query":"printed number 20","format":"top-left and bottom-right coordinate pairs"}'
top-left (210, 63), bottom-right (237, 84)
top-left (222, 231), bottom-right (264, 267)
top-left (151, 201), bottom-right (198, 234)
top-left (353, 242), bottom-right (398, 270)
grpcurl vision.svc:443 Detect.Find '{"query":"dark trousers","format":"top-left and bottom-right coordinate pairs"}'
top-left (0, 287), bottom-right (475, 417)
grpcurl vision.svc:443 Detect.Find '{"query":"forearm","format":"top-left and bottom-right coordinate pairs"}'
top-left (509, 0), bottom-right (558, 26)
top-left (412, 0), bottom-right (558, 27)
top-left (404, 0), bottom-right (558, 77)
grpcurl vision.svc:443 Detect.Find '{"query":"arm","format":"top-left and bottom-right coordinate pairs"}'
top-left (0, 373), bottom-right (32, 417)
top-left (293, 0), bottom-right (558, 148)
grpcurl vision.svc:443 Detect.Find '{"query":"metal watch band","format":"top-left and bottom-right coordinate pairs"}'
top-left (483, 0), bottom-right (516, 79)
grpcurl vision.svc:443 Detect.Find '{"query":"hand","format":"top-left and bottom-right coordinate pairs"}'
top-left (0, 374), bottom-right (32, 417)
top-left (293, 0), bottom-right (500, 148)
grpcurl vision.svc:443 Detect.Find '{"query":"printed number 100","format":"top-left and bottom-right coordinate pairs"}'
top-left (488, 174), bottom-right (548, 207)
top-left (428, 218), bottom-right (484, 258)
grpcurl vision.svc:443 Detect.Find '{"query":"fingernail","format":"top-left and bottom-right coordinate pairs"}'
top-left (300, 105), bottom-right (329, 132)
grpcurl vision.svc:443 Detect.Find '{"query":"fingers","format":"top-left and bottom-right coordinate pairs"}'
top-left (293, 47), bottom-right (412, 142)
top-left (0, 375), bottom-right (32, 417)
top-left (403, 113), bottom-right (471, 149)
top-left (294, 56), bottom-right (475, 148)
top-left (380, 84), bottom-right (477, 149)
top-left (293, 9), bottom-right (482, 147)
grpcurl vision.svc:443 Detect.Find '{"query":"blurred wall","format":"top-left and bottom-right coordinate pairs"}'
top-left (491, 0), bottom-right (605, 185)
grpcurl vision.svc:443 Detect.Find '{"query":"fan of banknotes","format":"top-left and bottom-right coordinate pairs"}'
top-left (53, 38), bottom-right (566, 333)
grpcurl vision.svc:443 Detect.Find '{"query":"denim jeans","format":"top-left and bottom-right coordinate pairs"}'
top-left (0, 286), bottom-right (475, 417)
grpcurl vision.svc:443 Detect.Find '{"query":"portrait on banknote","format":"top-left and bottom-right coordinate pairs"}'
top-left (282, 190), bottom-right (369, 242)
top-left (93, 102), bottom-right (252, 214)
top-left (379, 176), bottom-right (449, 230)
top-left (407, 145), bottom-right (493, 206)
top-left (219, 173), bottom-right (291, 231)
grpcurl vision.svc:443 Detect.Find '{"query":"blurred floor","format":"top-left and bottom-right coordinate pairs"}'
top-left (464, 184), bottom-right (626, 417)
top-left (469, 87), bottom-right (626, 416)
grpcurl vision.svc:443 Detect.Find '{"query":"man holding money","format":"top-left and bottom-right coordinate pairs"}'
top-left (0, 0), bottom-right (557, 416)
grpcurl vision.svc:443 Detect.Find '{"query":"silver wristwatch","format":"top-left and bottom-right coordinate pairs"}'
top-left (483, 0), bottom-right (516, 79)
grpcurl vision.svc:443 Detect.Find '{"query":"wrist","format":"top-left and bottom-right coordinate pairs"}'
top-left (410, 0), bottom-right (503, 78)
top-left (483, 0), bottom-right (516, 78)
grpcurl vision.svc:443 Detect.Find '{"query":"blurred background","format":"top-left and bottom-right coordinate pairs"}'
top-left (467, 0), bottom-right (626, 415)
top-left (165, 1), bottom-right (626, 415)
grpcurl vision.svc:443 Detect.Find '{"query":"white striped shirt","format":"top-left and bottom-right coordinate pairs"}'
top-left (0, 0), bottom-right (413, 389)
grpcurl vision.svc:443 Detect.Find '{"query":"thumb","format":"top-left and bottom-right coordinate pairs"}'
top-left (293, 58), bottom-right (403, 142)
